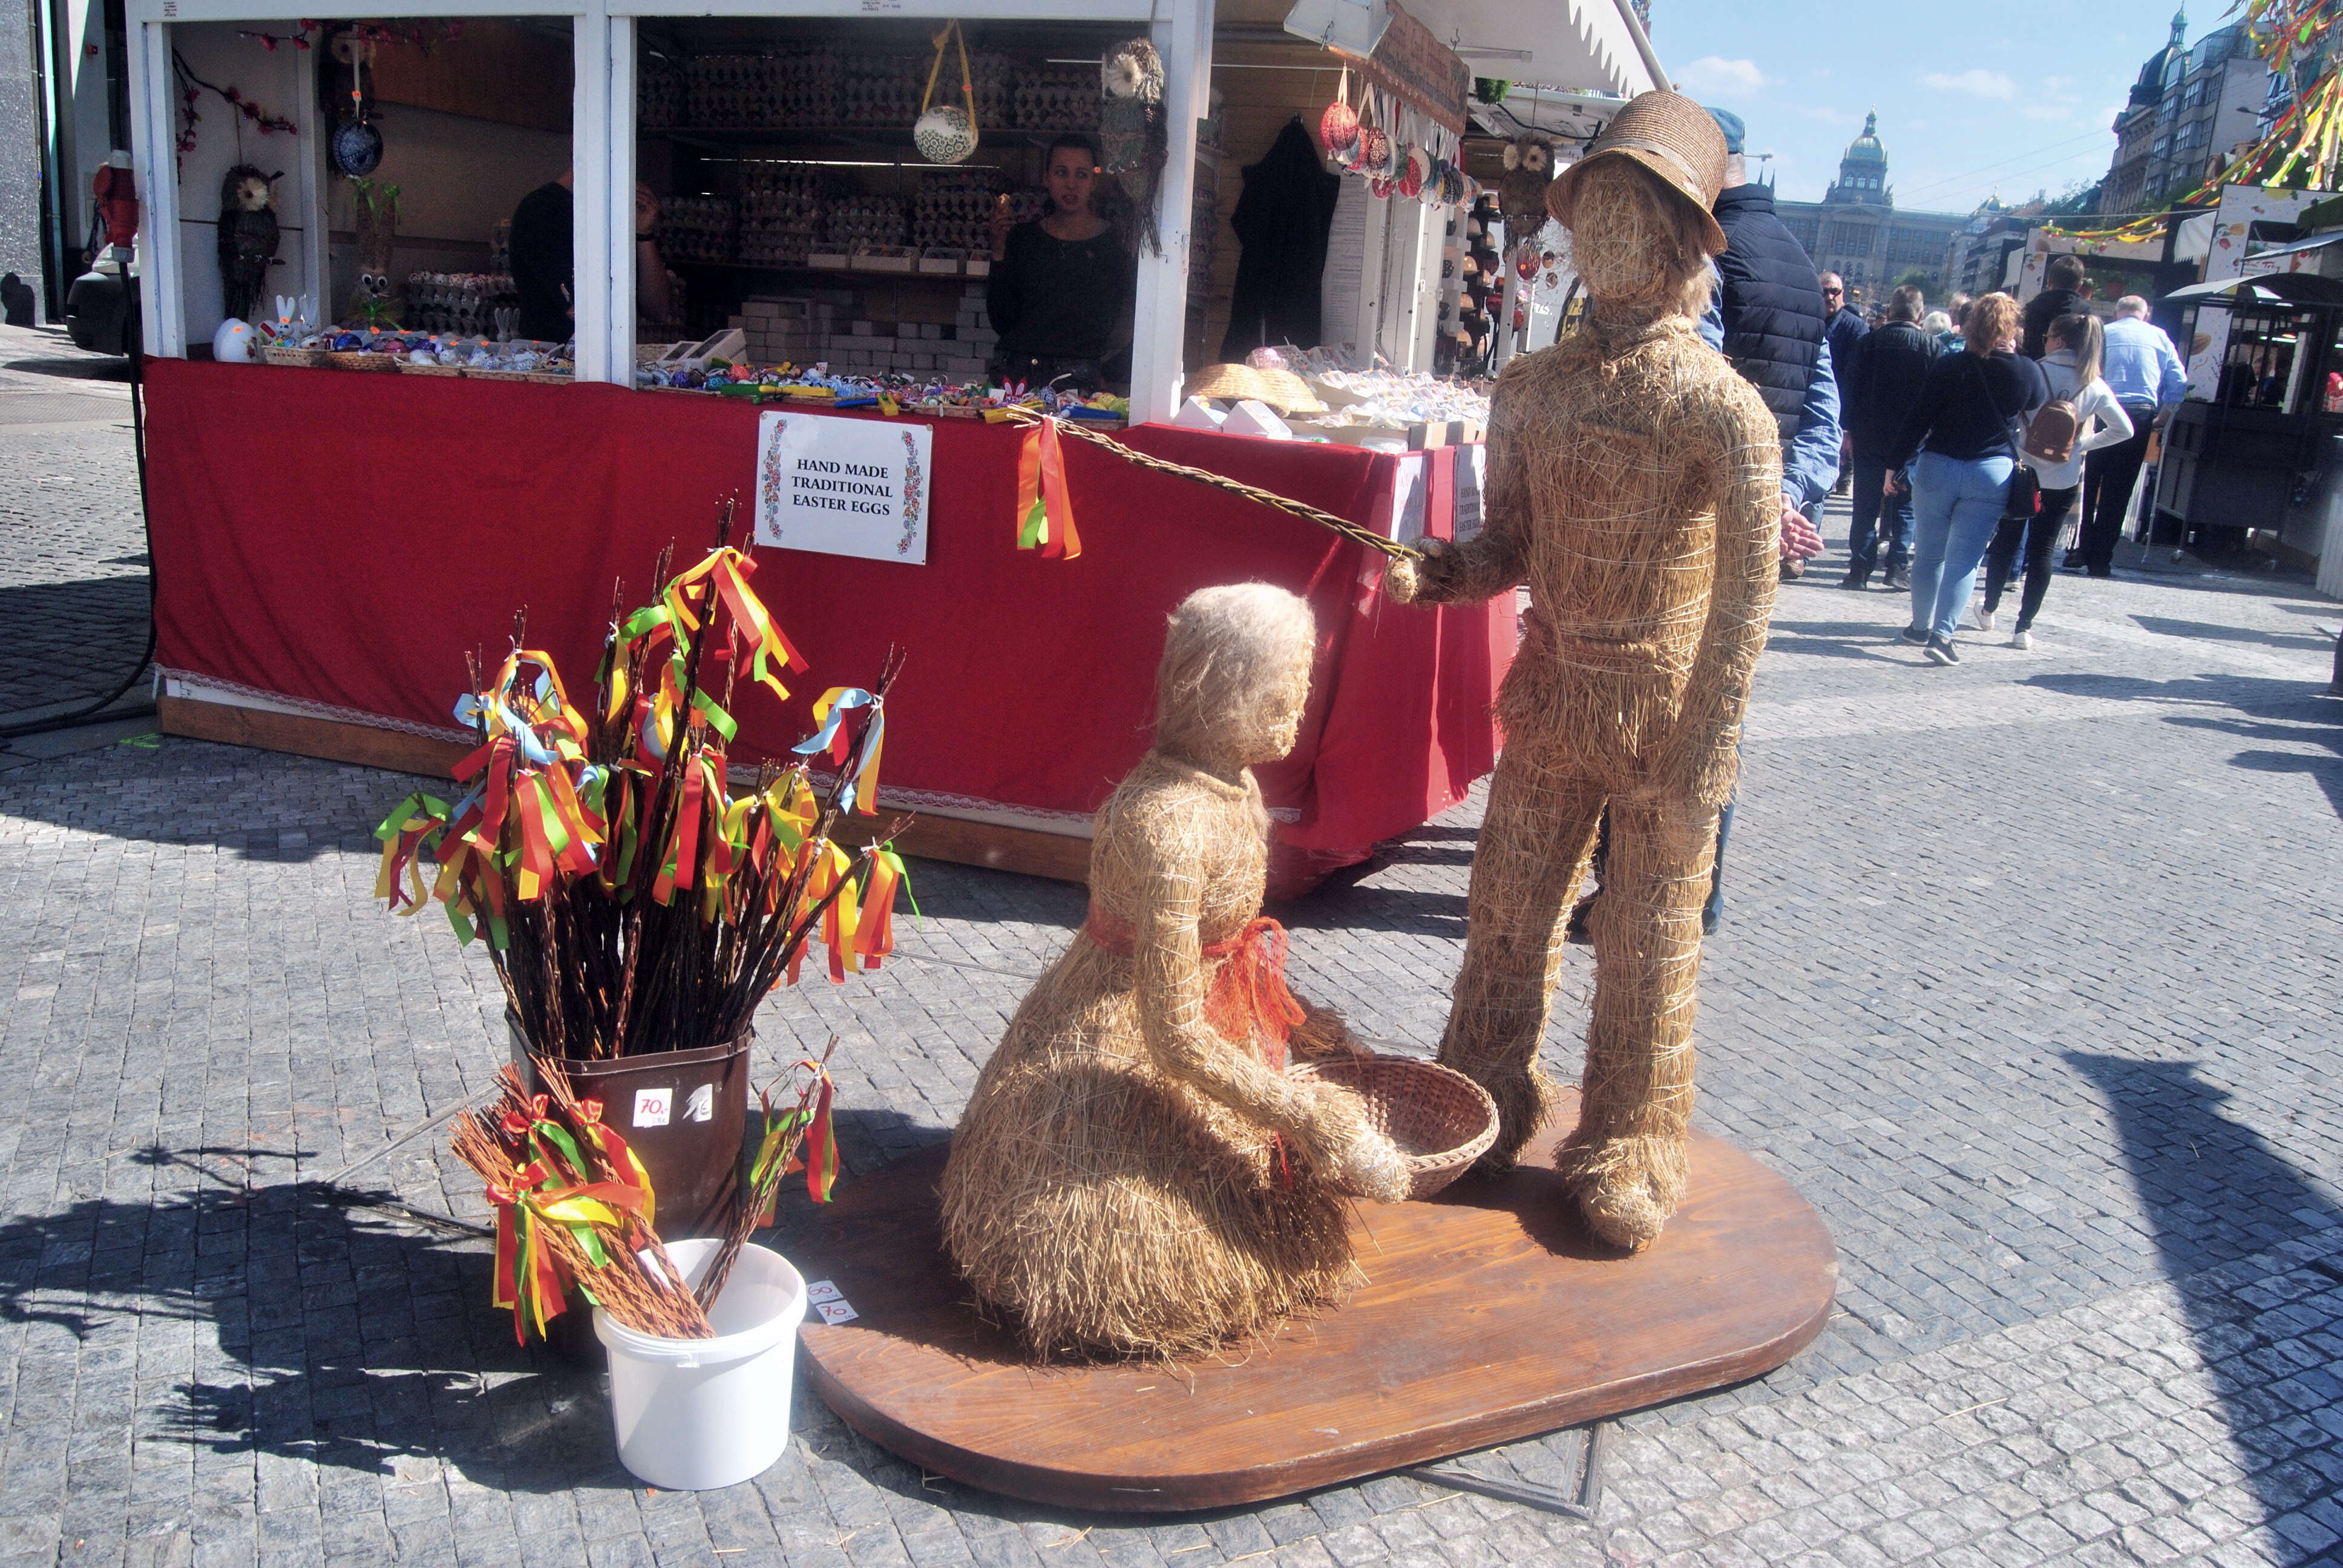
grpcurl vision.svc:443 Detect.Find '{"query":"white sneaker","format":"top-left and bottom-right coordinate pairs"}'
top-left (2009, 629), bottom-right (2032, 650)
top-left (1974, 606), bottom-right (1997, 633)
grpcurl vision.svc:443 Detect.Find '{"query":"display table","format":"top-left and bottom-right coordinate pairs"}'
top-left (142, 361), bottom-right (1511, 884)
top-left (791, 1089), bottom-right (1837, 1511)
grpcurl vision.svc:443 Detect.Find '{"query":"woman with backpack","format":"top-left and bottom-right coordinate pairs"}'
top-left (1977, 314), bottom-right (2133, 650)
top-left (1883, 293), bottom-right (2049, 665)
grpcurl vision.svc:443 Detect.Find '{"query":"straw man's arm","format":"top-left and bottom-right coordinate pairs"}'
top-left (1383, 364), bottom-right (1532, 607)
top-left (1651, 396), bottom-right (1781, 806)
top-left (1131, 849), bottom-right (1407, 1202)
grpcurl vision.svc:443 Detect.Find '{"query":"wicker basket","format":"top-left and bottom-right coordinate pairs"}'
top-left (326, 351), bottom-right (402, 372)
top-left (259, 346), bottom-right (331, 368)
top-left (395, 361), bottom-right (463, 377)
top-left (1288, 1053), bottom-right (1498, 1200)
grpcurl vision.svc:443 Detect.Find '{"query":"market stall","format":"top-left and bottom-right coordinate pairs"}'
top-left (121, 0), bottom-right (1658, 881)
top-left (2153, 270), bottom-right (2343, 559)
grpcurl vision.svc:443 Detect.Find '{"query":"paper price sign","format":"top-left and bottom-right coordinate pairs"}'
top-left (755, 409), bottom-right (932, 566)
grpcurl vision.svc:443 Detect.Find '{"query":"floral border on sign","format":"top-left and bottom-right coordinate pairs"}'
top-left (759, 416), bottom-right (788, 537)
top-left (897, 430), bottom-right (925, 557)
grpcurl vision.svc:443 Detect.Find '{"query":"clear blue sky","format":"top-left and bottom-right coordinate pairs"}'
top-left (1645, 1), bottom-right (2204, 216)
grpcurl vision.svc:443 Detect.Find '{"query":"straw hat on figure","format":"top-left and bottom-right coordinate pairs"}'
top-left (1385, 93), bottom-right (1782, 1250)
top-left (940, 585), bottom-right (1407, 1360)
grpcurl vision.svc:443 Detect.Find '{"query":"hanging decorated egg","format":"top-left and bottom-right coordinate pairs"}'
top-left (1397, 146), bottom-right (1426, 198)
top-left (914, 103), bottom-right (978, 165)
top-left (1516, 249), bottom-right (1539, 283)
top-left (1357, 126), bottom-right (1391, 174)
top-left (1320, 98), bottom-right (1359, 154)
top-left (1369, 175), bottom-right (1396, 200)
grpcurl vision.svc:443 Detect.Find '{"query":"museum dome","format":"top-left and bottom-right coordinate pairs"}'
top-left (1843, 111), bottom-right (1885, 165)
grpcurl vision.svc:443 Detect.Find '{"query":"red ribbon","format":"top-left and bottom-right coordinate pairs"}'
top-left (1084, 907), bottom-right (1305, 1071)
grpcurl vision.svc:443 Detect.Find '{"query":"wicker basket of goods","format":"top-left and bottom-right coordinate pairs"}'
top-left (1288, 1054), bottom-right (1498, 1200)
top-left (327, 350), bottom-right (402, 371)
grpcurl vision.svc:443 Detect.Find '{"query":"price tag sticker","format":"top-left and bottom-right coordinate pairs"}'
top-left (632, 1087), bottom-right (672, 1128)
top-left (806, 1279), bottom-right (857, 1324)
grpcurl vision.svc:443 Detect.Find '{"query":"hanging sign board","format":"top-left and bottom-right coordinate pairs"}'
top-left (755, 409), bottom-right (933, 565)
top-left (1350, 0), bottom-right (1467, 137)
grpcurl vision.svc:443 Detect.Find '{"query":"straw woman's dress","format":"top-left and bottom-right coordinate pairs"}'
top-left (938, 750), bottom-right (1404, 1361)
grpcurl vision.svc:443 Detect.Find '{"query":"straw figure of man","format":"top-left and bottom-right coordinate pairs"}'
top-left (1384, 93), bottom-right (1782, 1251)
top-left (939, 584), bottom-right (1409, 1361)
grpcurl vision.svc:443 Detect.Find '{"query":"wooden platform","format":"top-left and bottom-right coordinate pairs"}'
top-left (155, 694), bottom-right (1095, 883)
top-left (792, 1090), bottom-right (1837, 1512)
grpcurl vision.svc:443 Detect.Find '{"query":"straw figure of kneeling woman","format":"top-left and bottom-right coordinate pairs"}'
top-left (938, 584), bottom-right (1409, 1361)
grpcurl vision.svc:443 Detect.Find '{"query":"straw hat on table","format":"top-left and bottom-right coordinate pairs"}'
top-left (1256, 368), bottom-right (1328, 415)
top-left (1542, 90), bottom-right (1729, 256)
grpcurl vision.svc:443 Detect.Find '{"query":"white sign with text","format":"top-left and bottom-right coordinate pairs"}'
top-left (754, 408), bottom-right (932, 565)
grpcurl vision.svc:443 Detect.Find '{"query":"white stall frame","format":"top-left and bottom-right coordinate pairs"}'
top-left (125, 0), bottom-right (1213, 422)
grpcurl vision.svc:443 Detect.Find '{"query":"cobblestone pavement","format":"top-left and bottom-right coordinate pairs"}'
top-left (0, 327), bottom-right (146, 722)
top-left (1, 446), bottom-right (2341, 1567)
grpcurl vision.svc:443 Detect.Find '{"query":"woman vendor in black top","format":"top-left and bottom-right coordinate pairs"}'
top-left (985, 134), bottom-right (1136, 394)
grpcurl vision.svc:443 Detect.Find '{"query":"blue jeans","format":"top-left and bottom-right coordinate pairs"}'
top-left (1907, 450), bottom-right (2012, 640)
top-left (1847, 451), bottom-right (1913, 579)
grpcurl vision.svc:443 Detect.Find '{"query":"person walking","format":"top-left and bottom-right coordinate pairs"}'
top-left (1705, 109), bottom-right (1838, 582)
top-left (1883, 293), bottom-right (2048, 665)
top-left (1940, 294), bottom-right (1971, 350)
top-left (1978, 313), bottom-right (2132, 648)
top-left (1841, 284), bottom-right (1938, 590)
top-left (2071, 294), bottom-right (2187, 575)
top-left (1820, 273), bottom-right (1867, 497)
top-left (2022, 253), bottom-right (2089, 358)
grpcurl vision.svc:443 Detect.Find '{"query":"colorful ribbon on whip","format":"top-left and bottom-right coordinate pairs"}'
top-left (1014, 418), bottom-right (1081, 560)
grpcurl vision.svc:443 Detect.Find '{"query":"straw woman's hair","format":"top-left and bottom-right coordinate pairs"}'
top-left (2050, 313), bottom-right (2104, 389)
top-left (1965, 293), bottom-right (2019, 356)
top-left (1151, 584), bottom-right (1316, 766)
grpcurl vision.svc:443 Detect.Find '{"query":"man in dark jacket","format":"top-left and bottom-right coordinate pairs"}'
top-left (1841, 284), bottom-right (1939, 589)
top-left (2020, 253), bottom-right (2088, 358)
top-left (1820, 272), bottom-right (1867, 497)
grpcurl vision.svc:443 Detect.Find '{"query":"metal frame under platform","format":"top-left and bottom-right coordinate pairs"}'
top-left (790, 1090), bottom-right (1837, 1513)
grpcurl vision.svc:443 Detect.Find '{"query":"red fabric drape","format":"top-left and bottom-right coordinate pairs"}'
top-left (143, 361), bottom-right (1508, 854)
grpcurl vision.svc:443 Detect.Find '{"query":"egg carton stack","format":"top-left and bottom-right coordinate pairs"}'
top-left (914, 169), bottom-right (1003, 252)
top-left (685, 54), bottom-right (777, 129)
top-left (404, 272), bottom-right (518, 336)
top-left (738, 165), bottom-right (825, 266)
top-left (1004, 188), bottom-right (1049, 227)
top-left (839, 54), bottom-right (917, 127)
top-left (772, 45), bottom-right (841, 126)
top-left (823, 194), bottom-right (905, 251)
top-left (971, 51), bottom-right (1015, 128)
top-left (1011, 67), bottom-right (1098, 131)
top-left (658, 196), bottom-right (737, 264)
top-left (638, 55), bottom-right (683, 128)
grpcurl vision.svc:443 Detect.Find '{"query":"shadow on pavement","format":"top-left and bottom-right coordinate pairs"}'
top-left (2164, 707), bottom-right (2343, 822)
top-left (2064, 1052), bottom-right (2343, 1534)
top-left (0, 573), bottom-right (150, 716)
top-left (2131, 614), bottom-right (2338, 653)
top-left (0, 1175), bottom-right (620, 1492)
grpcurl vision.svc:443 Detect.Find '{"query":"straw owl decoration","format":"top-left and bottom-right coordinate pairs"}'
top-left (216, 165), bottom-right (281, 326)
top-left (1498, 136), bottom-right (1554, 240)
top-left (1100, 37), bottom-right (1167, 255)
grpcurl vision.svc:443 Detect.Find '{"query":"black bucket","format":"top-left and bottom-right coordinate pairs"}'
top-left (508, 1019), bottom-right (753, 1242)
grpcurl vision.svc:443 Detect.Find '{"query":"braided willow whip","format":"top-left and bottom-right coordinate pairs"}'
top-left (1003, 407), bottom-right (1424, 561)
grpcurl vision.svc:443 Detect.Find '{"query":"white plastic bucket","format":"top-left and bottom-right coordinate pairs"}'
top-left (594, 1238), bottom-right (808, 1490)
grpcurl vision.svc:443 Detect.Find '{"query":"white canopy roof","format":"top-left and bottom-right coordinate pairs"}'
top-left (1403, 0), bottom-right (1662, 100)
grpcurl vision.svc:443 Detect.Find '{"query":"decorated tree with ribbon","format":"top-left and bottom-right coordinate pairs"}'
top-left (450, 1057), bottom-right (718, 1343)
top-left (374, 500), bottom-right (913, 1065)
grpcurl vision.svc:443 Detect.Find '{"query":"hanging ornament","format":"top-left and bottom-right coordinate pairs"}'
top-left (1369, 175), bottom-right (1396, 200)
top-left (1397, 146), bottom-right (1427, 199)
top-left (1357, 126), bottom-right (1391, 175)
top-left (1516, 248), bottom-right (1539, 283)
top-left (914, 21), bottom-right (980, 164)
top-left (1319, 65), bottom-right (1360, 155)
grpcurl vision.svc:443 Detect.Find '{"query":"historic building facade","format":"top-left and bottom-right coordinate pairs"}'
top-left (2105, 10), bottom-right (2273, 218)
top-left (1773, 114), bottom-right (1970, 303)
